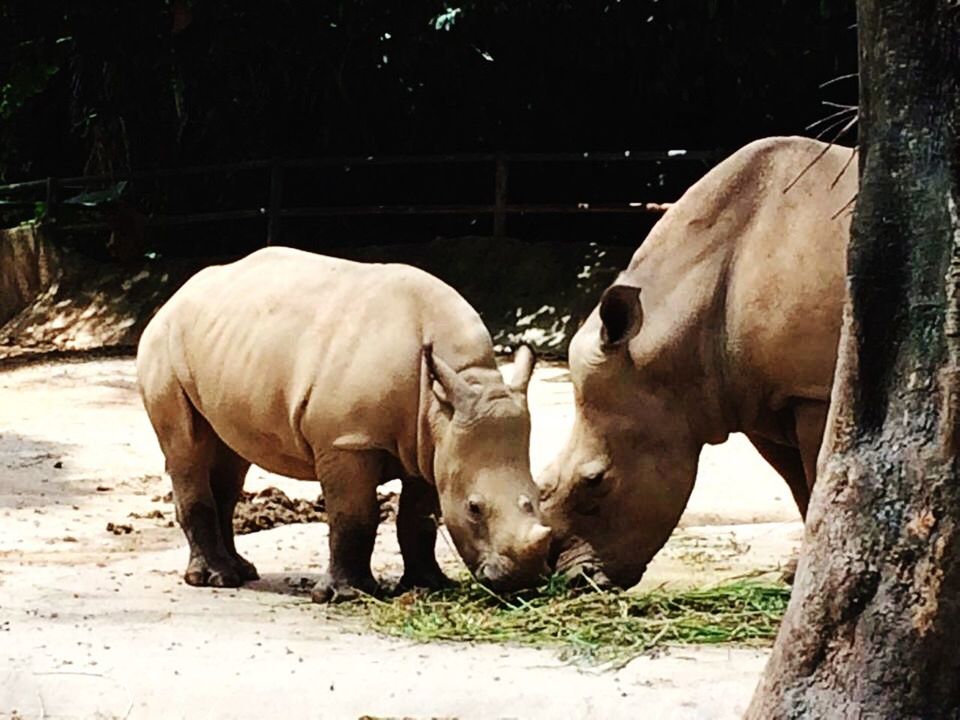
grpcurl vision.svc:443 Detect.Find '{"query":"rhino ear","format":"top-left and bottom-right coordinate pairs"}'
top-left (599, 284), bottom-right (643, 350)
top-left (423, 344), bottom-right (476, 414)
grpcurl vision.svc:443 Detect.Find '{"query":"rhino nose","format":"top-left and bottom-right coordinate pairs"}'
top-left (477, 543), bottom-right (549, 591)
top-left (477, 563), bottom-right (497, 584)
top-left (478, 565), bottom-right (541, 593)
top-left (564, 561), bottom-right (616, 591)
top-left (476, 560), bottom-right (508, 589)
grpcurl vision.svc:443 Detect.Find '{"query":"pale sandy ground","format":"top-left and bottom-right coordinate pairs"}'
top-left (0, 359), bottom-right (802, 719)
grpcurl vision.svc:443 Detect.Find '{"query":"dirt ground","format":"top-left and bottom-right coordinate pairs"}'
top-left (0, 357), bottom-right (802, 719)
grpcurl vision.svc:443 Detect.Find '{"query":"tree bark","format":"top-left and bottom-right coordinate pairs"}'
top-left (747, 2), bottom-right (960, 718)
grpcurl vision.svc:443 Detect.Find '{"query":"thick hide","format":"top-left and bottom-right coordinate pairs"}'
top-left (137, 248), bottom-right (549, 600)
top-left (540, 136), bottom-right (855, 589)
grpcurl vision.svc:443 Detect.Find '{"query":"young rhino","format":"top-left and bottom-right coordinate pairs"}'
top-left (136, 247), bottom-right (551, 601)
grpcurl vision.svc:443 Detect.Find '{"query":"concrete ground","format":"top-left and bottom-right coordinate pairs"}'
top-left (0, 358), bottom-right (802, 719)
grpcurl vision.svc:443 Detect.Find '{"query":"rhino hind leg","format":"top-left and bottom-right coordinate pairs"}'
top-left (311, 450), bottom-right (383, 603)
top-left (150, 395), bottom-right (247, 587)
top-left (170, 460), bottom-right (246, 589)
top-left (396, 477), bottom-right (451, 592)
top-left (209, 442), bottom-right (258, 582)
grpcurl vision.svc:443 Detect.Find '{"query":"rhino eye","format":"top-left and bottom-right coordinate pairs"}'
top-left (582, 472), bottom-right (605, 489)
top-left (576, 460), bottom-right (609, 491)
top-left (518, 495), bottom-right (534, 514)
top-left (466, 496), bottom-right (484, 520)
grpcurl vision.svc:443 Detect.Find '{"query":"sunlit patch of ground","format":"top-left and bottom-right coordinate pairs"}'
top-left (0, 358), bottom-right (799, 719)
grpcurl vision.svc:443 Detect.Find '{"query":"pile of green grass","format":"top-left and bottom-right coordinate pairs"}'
top-left (338, 576), bottom-right (791, 666)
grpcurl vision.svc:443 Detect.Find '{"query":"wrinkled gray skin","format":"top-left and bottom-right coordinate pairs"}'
top-left (137, 248), bottom-right (551, 601)
top-left (539, 137), bottom-right (855, 589)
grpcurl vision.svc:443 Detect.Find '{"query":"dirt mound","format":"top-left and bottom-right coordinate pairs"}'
top-left (232, 486), bottom-right (400, 535)
top-left (233, 487), bottom-right (327, 535)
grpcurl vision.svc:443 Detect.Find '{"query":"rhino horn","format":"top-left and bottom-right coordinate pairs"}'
top-left (509, 344), bottom-right (537, 394)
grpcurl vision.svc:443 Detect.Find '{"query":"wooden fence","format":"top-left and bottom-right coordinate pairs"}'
top-left (0, 149), bottom-right (725, 245)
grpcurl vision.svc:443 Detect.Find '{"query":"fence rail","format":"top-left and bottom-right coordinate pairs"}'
top-left (0, 149), bottom-right (725, 244)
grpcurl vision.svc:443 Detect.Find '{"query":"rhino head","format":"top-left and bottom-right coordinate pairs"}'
top-left (538, 284), bottom-right (705, 589)
top-left (425, 344), bottom-right (552, 592)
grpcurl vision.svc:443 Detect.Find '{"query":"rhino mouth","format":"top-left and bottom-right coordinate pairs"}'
top-left (549, 535), bottom-right (616, 590)
top-left (549, 535), bottom-right (650, 591)
top-left (476, 556), bottom-right (550, 593)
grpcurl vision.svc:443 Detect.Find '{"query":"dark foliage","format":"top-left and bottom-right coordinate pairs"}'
top-left (0, 1), bottom-right (856, 255)
top-left (1, 1), bottom-right (856, 176)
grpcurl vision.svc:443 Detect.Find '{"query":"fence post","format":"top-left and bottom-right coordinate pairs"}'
top-left (493, 154), bottom-right (508, 239)
top-left (42, 177), bottom-right (60, 247)
top-left (44, 177), bottom-right (59, 223)
top-left (266, 159), bottom-right (283, 246)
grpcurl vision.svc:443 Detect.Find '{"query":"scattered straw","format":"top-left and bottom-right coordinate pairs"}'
top-left (336, 577), bottom-right (790, 666)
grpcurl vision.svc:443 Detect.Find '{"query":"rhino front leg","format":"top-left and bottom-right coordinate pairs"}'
top-left (396, 477), bottom-right (452, 592)
top-left (747, 434), bottom-right (810, 517)
top-left (746, 432), bottom-right (809, 586)
top-left (311, 451), bottom-right (382, 603)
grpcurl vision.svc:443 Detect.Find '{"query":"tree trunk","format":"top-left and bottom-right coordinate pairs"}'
top-left (746, 2), bottom-right (960, 718)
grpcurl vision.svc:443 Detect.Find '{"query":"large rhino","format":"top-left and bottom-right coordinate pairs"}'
top-left (539, 136), bottom-right (855, 588)
top-left (137, 247), bottom-right (551, 601)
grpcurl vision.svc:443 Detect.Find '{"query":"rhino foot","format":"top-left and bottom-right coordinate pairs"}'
top-left (310, 573), bottom-right (379, 603)
top-left (183, 554), bottom-right (257, 588)
top-left (396, 566), bottom-right (453, 593)
top-left (184, 560), bottom-right (242, 588)
top-left (780, 556), bottom-right (798, 586)
top-left (232, 554), bottom-right (260, 582)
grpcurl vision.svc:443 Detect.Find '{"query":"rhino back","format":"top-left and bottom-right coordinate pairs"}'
top-left (155, 247), bottom-right (495, 477)
top-left (720, 138), bottom-right (853, 410)
top-left (609, 136), bottom-right (854, 433)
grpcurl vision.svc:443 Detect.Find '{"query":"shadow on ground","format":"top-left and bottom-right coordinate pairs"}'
top-left (0, 432), bottom-right (91, 509)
